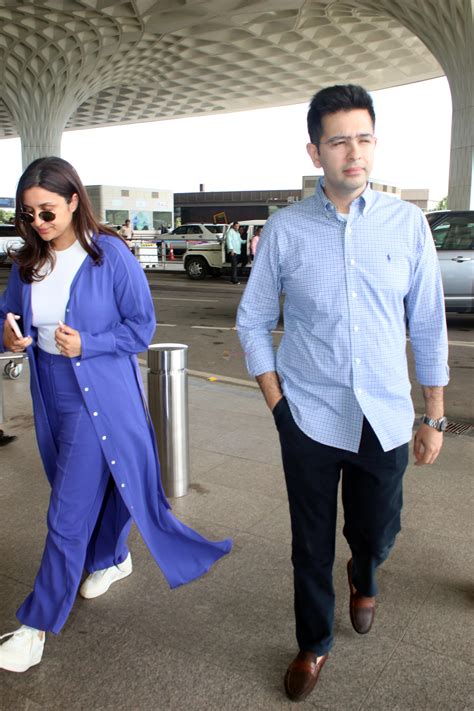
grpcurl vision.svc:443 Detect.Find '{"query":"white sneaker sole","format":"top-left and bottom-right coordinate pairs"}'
top-left (79, 566), bottom-right (132, 599)
top-left (0, 653), bottom-right (43, 673)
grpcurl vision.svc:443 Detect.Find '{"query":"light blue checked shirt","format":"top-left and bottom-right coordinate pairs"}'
top-left (237, 179), bottom-right (449, 453)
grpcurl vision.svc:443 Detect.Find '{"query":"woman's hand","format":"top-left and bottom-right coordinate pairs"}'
top-left (55, 322), bottom-right (82, 358)
top-left (3, 314), bottom-right (32, 352)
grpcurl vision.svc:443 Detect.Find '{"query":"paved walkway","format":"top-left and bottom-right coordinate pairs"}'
top-left (0, 361), bottom-right (472, 710)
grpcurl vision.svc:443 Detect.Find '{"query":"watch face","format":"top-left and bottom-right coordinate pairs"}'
top-left (423, 415), bottom-right (448, 431)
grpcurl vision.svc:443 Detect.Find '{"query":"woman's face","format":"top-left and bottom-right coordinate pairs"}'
top-left (22, 186), bottom-right (78, 250)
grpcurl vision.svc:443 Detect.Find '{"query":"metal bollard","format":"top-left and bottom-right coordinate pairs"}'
top-left (147, 343), bottom-right (189, 497)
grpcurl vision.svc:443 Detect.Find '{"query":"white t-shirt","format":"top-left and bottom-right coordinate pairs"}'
top-left (32, 240), bottom-right (88, 354)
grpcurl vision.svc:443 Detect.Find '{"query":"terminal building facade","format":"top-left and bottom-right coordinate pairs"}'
top-left (174, 188), bottom-right (302, 225)
top-left (86, 185), bottom-right (174, 231)
top-left (175, 178), bottom-right (435, 224)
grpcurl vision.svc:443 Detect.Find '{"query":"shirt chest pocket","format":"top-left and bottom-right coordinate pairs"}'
top-left (360, 250), bottom-right (412, 296)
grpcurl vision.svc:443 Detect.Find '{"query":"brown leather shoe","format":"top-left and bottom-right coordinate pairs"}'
top-left (284, 650), bottom-right (328, 702)
top-left (347, 559), bottom-right (375, 634)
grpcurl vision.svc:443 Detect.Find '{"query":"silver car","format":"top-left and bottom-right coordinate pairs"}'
top-left (426, 210), bottom-right (474, 313)
top-left (0, 224), bottom-right (24, 264)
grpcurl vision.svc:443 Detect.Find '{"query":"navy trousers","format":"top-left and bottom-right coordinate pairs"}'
top-left (273, 397), bottom-right (408, 656)
top-left (230, 253), bottom-right (240, 283)
top-left (17, 350), bottom-right (131, 634)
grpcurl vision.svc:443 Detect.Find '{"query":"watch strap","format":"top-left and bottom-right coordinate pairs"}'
top-left (422, 415), bottom-right (448, 431)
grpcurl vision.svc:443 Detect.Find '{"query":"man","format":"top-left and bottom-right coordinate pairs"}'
top-left (120, 218), bottom-right (135, 255)
top-left (0, 429), bottom-right (17, 446)
top-left (119, 218), bottom-right (133, 240)
top-left (237, 84), bottom-right (449, 703)
top-left (226, 221), bottom-right (242, 284)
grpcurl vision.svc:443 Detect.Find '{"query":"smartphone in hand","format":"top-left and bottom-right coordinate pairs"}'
top-left (6, 312), bottom-right (23, 339)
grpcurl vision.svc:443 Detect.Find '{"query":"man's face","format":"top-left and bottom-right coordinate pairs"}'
top-left (306, 109), bottom-right (376, 201)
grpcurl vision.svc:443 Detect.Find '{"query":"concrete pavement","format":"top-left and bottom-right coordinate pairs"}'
top-left (0, 360), bottom-right (473, 710)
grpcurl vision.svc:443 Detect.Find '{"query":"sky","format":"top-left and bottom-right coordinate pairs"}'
top-left (0, 77), bottom-right (451, 202)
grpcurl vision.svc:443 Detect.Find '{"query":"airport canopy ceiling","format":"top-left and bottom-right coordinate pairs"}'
top-left (0, 0), bottom-right (447, 140)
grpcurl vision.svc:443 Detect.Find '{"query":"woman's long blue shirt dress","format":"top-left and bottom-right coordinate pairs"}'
top-left (0, 235), bottom-right (232, 589)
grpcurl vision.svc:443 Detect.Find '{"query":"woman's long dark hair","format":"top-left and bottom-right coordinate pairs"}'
top-left (14, 156), bottom-right (122, 283)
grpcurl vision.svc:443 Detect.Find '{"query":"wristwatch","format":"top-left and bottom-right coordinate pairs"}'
top-left (422, 415), bottom-right (448, 432)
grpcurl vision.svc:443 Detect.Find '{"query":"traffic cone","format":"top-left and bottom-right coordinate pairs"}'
top-left (169, 244), bottom-right (175, 260)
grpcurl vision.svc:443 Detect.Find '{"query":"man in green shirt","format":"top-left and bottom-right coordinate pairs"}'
top-left (226, 221), bottom-right (242, 284)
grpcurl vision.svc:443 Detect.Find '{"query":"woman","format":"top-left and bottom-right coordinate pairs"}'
top-left (0, 157), bottom-right (231, 673)
top-left (250, 225), bottom-right (263, 259)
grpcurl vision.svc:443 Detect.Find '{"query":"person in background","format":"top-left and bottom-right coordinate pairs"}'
top-left (119, 218), bottom-right (135, 254)
top-left (119, 218), bottom-right (133, 241)
top-left (0, 156), bottom-right (232, 673)
top-left (237, 84), bottom-right (448, 703)
top-left (226, 220), bottom-right (242, 284)
top-left (238, 224), bottom-right (249, 271)
top-left (250, 225), bottom-right (263, 259)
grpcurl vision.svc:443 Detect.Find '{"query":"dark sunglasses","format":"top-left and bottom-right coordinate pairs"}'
top-left (19, 210), bottom-right (56, 224)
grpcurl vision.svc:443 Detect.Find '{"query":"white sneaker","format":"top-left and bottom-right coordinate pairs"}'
top-left (0, 626), bottom-right (45, 673)
top-left (79, 553), bottom-right (132, 599)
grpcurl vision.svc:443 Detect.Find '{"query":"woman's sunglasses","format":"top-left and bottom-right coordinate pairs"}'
top-left (19, 210), bottom-right (56, 224)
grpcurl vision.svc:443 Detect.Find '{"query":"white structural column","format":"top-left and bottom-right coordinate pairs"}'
top-left (9, 101), bottom-right (77, 169)
top-left (446, 38), bottom-right (474, 210)
top-left (364, 0), bottom-right (474, 209)
top-left (422, 0), bottom-right (474, 210)
top-left (0, 4), bottom-right (126, 169)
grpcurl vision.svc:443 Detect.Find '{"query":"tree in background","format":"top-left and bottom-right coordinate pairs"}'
top-left (435, 196), bottom-right (448, 210)
top-left (0, 209), bottom-right (14, 223)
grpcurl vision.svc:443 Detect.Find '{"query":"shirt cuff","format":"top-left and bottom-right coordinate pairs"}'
top-left (416, 363), bottom-right (450, 387)
top-left (245, 348), bottom-right (276, 377)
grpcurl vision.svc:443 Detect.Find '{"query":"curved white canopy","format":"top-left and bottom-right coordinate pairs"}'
top-left (0, 1), bottom-right (471, 207)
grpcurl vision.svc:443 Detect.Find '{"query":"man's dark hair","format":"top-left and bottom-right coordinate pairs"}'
top-left (307, 84), bottom-right (375, 147)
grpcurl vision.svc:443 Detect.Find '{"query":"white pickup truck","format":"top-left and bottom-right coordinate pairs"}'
top-left (183, 220), bottom-right (266, 279)
top-left (0, 224), bottom-right (23, 264)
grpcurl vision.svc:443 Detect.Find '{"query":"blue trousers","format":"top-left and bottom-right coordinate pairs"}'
top-left (17, 350), bottom-right (131, 634)
top-left (273, 397), bottom-right (408, 656)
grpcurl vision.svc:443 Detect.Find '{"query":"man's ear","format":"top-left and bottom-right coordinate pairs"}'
top-left (306, 142), bottom-right (322, 169)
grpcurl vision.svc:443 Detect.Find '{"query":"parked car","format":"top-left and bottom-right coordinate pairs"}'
top-left (170, 223), bottom-right (227, 240)
top-left (163, 223), bottom-right (228, 257)
top-left (184, 220), bottom-right (265, 279)
top-left (204, 223), bottom-right (228, 237)
top-left (426, 210), bottom-right (474, 313)
top-left (0, 224), bottom-right (24, 264)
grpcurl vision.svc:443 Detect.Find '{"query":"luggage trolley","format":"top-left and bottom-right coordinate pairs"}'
top-left (2, 354), bottom-right (23, 379)
top-left (1, 353), bottom-right (25, 424)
